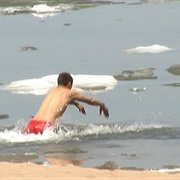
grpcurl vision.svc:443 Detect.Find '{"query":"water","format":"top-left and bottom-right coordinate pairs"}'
top-left (0, 0), bottom-right (180, 171)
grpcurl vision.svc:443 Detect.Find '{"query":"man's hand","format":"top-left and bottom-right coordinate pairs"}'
top-left (100, 104), bottom-right (109, 118)
top-left (76, 103), bottom-right (86, 114)
top-left (71, 101), bottom-right (86, 115)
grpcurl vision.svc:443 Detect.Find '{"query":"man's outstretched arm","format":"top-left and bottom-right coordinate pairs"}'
top-left (70, 90), bottom-right (109, 118)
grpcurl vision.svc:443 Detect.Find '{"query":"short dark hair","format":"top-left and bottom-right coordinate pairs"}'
top-left (57, 72), bottom-right (73, 86)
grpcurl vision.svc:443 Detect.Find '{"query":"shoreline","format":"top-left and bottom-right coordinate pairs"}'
top-left (0, 161), bottom-right (179, 179)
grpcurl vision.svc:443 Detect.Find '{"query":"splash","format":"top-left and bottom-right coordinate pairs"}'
top-left (0, 122), bottom-right (176, 145)
top-left (0, 126), bottom-right (60, 144)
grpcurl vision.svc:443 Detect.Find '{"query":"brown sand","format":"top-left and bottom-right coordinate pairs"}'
top-left (0, 161), bottom-right (180, 179)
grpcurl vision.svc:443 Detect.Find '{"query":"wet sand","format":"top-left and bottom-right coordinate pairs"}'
top-left (0, 161), bottom-right (179, 179)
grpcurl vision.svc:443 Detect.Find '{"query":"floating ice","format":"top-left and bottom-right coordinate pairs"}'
top-left (4, 75), bottom-right (57, 95)
top-left (31, 4), bottom-right (58, 13)
top-left (125, 44), bottom-right (172, 54)
top-left (0, 4), bottom-right (73, 18)
top-left (4, 74), bottom-right (117, 95)
top-left (129, 87), bottom-right (147, 93)
top-left (31, 4), bottom-right (63, 18)
top-left (72, 74), bottom-right (117, 92)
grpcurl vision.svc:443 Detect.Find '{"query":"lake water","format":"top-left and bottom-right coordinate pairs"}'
top-left (0, 0), bottom-right (180, 171)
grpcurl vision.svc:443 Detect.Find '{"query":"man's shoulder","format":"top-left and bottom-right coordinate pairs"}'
top-left (69, 89), bottom-right (80, 98)
top-left (70, 89), bottom-right (78, 95)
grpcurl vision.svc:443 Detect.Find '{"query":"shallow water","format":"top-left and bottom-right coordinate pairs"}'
top-left (0, 0), bottom-right (180, 170)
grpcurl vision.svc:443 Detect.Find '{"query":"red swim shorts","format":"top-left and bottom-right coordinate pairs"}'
top-left (24, 119), bottom-right (53, 135)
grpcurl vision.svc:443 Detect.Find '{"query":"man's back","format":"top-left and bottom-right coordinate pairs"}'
top-left (34, 86), bottom-right (71, 123)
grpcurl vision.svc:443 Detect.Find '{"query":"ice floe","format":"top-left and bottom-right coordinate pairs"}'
top-left (125, 44), bottom-right (172, 54)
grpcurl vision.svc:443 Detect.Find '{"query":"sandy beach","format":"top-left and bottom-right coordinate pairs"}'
top-left (0, 161), bottom-right (179, 179)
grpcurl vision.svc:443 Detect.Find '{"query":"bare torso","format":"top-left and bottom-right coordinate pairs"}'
top-left (33, 83), bottom-right (109, 124)
top-left (33, 86), bottom-right (72, 124)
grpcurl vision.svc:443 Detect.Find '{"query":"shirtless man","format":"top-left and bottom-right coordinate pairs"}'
top-left (24, 72), bottom-right (109, 134)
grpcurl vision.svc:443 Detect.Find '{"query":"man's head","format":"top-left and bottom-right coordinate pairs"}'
top-left (57, 72), bottom-right (73, 88)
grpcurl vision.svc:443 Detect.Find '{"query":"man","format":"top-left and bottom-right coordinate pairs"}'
top-left (24, 72), bottom-right (109, 134)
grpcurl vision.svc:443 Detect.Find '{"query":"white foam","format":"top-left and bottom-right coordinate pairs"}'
top-left (4, 74), bottom-right (117, 95)
top-left (0, 4), bottom-right (74, 18)
top-left (0, 128), bottom-right (59, 143)
top-left (0, 123), bottom-right (169, 144)
top-left (125, 44), bottom-right (172, 54)
top-left (158, 168), bottom-right (180, 173)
